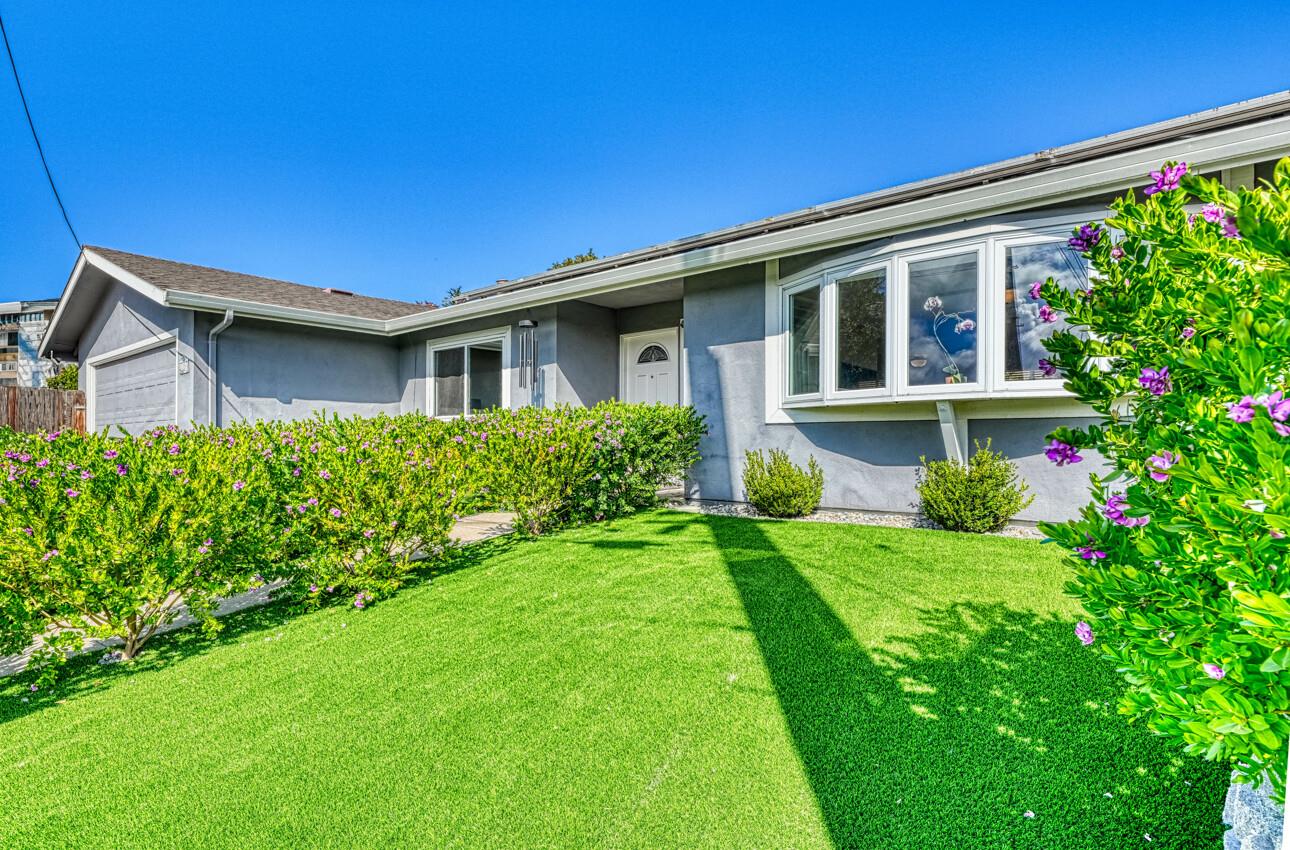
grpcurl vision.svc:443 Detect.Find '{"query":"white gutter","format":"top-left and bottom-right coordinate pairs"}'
top-left (207, 309), bottom-right (235, 425)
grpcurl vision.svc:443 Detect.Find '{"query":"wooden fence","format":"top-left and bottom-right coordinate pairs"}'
top-left (1, 387), bottom-right (86, 434)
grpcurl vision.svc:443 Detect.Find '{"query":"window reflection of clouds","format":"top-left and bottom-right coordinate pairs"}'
top-left (908, 254), bottom-right (977, 385)
top-left (1005, 243), bottom-right (1088, 381)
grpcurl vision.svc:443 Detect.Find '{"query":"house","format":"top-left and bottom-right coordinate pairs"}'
top-left (0, 299), bottom-right (59, 387)
top-left (39, 92), bottom-right (1290, 520)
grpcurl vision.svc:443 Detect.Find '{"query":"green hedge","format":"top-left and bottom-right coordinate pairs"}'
top-left (0, 402), bottom-right (705, 677)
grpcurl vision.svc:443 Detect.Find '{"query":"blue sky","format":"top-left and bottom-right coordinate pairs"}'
top-left (3, 2), bottom-right (1290, 305)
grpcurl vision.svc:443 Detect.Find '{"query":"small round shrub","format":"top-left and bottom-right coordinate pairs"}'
top-left (915, 440), bottom-right (1034, 533)
top-left (742, 449), bottom-right (823, 518)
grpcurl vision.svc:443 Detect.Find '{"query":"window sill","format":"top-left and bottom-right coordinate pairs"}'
top-left (772, 387), bottom-right (1088, 424)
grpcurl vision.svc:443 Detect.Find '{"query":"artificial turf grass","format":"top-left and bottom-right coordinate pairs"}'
top-left (0, 511), bottom-right (1226, 849)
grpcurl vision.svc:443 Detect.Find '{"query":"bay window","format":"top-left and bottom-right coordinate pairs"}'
top-left (774, 218), bottom-right (1092, 408)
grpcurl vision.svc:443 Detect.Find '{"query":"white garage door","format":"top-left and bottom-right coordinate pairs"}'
top-left (93, 343), bottom-right (177, 434)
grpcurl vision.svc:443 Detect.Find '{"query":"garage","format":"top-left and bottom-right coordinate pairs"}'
top-left (90, 339), bottom-right (177, 435)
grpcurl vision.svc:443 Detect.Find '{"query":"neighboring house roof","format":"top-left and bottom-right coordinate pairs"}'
top-left (84, 246), bottom-right (427, 321)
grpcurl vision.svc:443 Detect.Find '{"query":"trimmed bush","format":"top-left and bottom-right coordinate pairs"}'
top-left (1038, 158), bottom-right (1290, 795)
top-left (916, 440), bottom-right (1034, 533)
top-left (0, 402), bottom-right (705, 678)
top-left (742, 449), bottom-right (823, 518)
top-left (45, 364), bottom-right (78, 390)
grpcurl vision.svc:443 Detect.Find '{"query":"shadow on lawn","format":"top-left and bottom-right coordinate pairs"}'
top-left (0, 534), bottom-right (518, 725)
top-left (702, 514), bottom-right (1226, 850)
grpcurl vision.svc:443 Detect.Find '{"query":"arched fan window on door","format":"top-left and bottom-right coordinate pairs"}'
top-left (637, 344), bottom-right (669, 364)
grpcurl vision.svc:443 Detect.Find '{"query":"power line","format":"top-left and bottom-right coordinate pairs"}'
top-left (0, 9), bottom-right (80, 248)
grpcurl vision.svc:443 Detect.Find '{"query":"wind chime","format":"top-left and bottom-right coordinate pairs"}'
top-left (517, 319), bottom-right (538, 389)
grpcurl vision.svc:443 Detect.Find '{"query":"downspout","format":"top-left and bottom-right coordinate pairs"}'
top-left (207, 309), bottom-right (234, 426)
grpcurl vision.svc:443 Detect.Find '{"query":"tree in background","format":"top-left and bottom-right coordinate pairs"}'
top-left (45, 363), bottom-right (78, 390)
top-left (549, 249), bottom-right (598, 270)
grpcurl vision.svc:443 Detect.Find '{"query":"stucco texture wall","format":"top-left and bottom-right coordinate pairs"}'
top-left (194, 315), bottom-right (402, 426)
top-left (681, 262), bottom-right (1098, 521)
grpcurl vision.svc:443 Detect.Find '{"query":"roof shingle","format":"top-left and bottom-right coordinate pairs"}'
top-left (86, 246), bottom-right (429, 321)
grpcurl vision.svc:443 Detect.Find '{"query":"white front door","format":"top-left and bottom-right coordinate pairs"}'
top-left (620, 328), bottom-right (680, 405)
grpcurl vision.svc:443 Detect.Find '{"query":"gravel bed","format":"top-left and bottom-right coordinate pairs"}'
top-left (664, 498), bottom-right (1044, 540)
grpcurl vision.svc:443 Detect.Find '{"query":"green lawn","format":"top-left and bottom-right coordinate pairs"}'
top-left (0, 511), bottom-right (1226, 849)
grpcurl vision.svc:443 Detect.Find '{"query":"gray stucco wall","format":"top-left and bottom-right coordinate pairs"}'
top-left (79, 278), bottom-right (198, 430)
top-left (555, 301), bottom-right (618, 406)
top-left (617, 300), bottom-right (682, 336)
top-left (194, 315), bottom-right (402, 425)
top-left (681, 262), bottom-right (1098, 521)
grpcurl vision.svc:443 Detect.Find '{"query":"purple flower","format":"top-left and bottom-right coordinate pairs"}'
top-left (1110, 246), bottom-right (1125, 260)
top-left (233, 480), bottom-right (246, 491)
top-left (1201, 203), bottom-right (1225, 223)
top-left (65, 488), bottom-right (80, 498)
top-left (319, 470), bottom-right (332, 481)
top-left (1028, 281), bottom-right (1044, 301)
top-left (22, 527), bottom-right (33, 536)
top-left (1181, 326), bottom-right (1195, 340)
top-left (1068, 224), bottom-right (1104, 252)
top-left (1276, 422), bottom-right (1290, 438)
top-left (363, 529), bottom-right (375, 539)
top-left (1045, 439), bottom-right (1082, 466)
top-left (1103, 493), bottom-right (1149, 528)
top-left (1076, 544), bottom-right (1107, 560)
top-left (171, 468), bottom-right (184, 477)
top-left (1203, 663), bottom-right (1225, 680)
top-left (115, 464), bottom-right (128, 476)
top-left (1138, 367), bottom-right (1171, 396)
top-left (1227, 396), bottom-right (1257, 423)
top-left (1143, 162), bottom-right (1187, 196)
top-left (35, 458), bottom-right (49, 468)
top-left (329, 508), bottom-right (342, 518)
top-left (1221, 214), bottom-right (1241, 240)
top-left (1037, 358), bottom-right (1057, 378)
top-left (167, 444), bottom-right (181, 455)
top-left (1075, 621), bottom-right (1095, 646)
top-left (41, 549), bottom-right (58, 562)
top-left (1146, 451), bottom-right (1177, 483)
top-left (453, 435), bottom-right (464, 444)
top-left (292, 467), bottom-right (302, 477)
top-left (1263, 391), bottom-right (1290, 423)
top-left (307, 497), bottom-right (319, 506)
top-left (309, 584), bottom-right (318, 593)
top-left (1038, 305), bottom-right (1059, 324)
top-left (80, 470), bottom-right (93, 480)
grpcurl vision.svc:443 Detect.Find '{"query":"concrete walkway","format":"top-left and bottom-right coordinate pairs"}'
top-left (0, 511), bottom-right (515, 678)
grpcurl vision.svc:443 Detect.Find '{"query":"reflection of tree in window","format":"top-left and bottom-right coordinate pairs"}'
top-left (637, 344), bottom-right (668, 364)
top-left (836, 269), bottom-right (886, 390)
top-left (1004, 243), bottom-right (1088, 381)
top-left (907, 254), bottom-right (977, 386)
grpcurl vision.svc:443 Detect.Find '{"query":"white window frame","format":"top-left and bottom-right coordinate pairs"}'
top-left (425, 326), bottom-right (511, 419)
top-left (767, 211), bottom-right (1098, 417)
top-left (781, 278), bottom-right (824, 403)
top-left (826, 258), bottom-right (895, 403)
top-left (991, 227), bottom-right (1088, 395)
top-left (896, 242), bottom-right (987, 398)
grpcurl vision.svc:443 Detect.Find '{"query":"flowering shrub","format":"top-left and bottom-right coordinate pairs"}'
top-left (0, 426), bottom-right (276, 675)
top-left (0, 402), bottom-right (704, 676)
top-left (445, 402), bottom-right (706, 533)
top-left (1037, 158), bottom-right (1290, 794)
